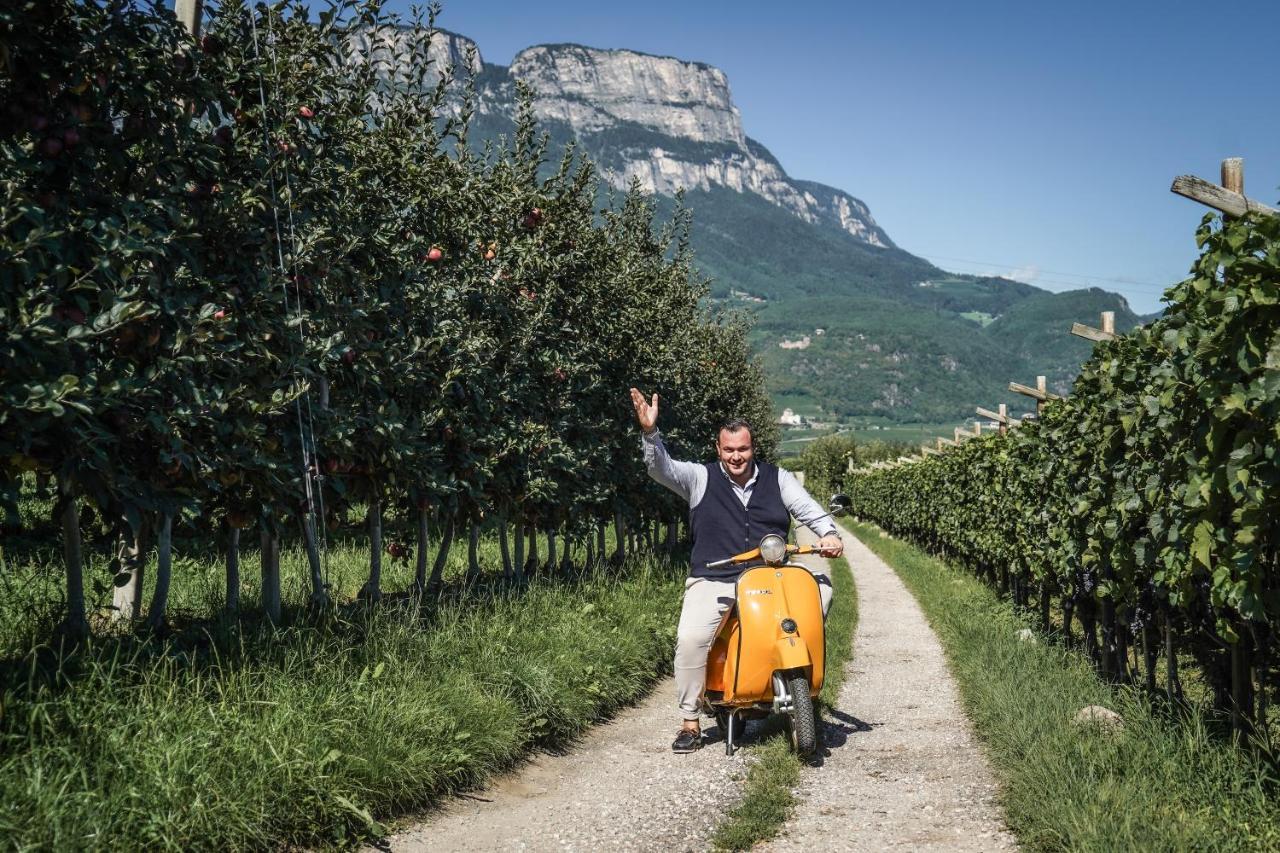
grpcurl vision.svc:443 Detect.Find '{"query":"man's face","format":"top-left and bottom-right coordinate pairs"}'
top-left (716, 427), bottom-right (754, 480)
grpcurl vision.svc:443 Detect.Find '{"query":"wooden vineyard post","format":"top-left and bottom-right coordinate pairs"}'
top-left (1009, 375), bottom-right (1060, 416)
top-left (1174, 157), bottom-right (1268, 731)
top-left (1222, 157), bottom-right (1254, 734)
top-left (976, 404), bottom-right (1009, 436)
top-left (1070, 311), bottom-right (1117, 343)
top-left (1171, 159), bottom-right (1277, 218)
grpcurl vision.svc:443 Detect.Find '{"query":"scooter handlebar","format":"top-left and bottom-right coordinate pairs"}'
top-left (706, 543), bottom-right (820, 569)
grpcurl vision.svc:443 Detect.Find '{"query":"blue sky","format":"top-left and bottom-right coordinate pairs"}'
top-left (379, 0), bottom-right (1278, 314)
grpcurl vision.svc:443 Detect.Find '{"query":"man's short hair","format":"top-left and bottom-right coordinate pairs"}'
top-left (716, 418), bottom-right (754, 445)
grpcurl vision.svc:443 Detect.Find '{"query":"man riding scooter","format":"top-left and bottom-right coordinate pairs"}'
top-left (629, 388), bottom-right (844, 753)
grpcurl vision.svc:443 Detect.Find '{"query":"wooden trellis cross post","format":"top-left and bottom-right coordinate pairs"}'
top-left (1071, 311), bottom-right (1116, 343)
top-left (1171, 159), bottom-right (1277, 218)
top-left (1009, 375), bottom-right (1061, 415)
top-left (976, 403), bottom-right (1009, 436)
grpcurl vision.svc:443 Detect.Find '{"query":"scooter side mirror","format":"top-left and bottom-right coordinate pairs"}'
top-left (828, 493), bottom-right (852, 516)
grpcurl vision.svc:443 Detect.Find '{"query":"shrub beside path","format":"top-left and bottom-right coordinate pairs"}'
top-left (764, 528), bottom-right (1016, 851)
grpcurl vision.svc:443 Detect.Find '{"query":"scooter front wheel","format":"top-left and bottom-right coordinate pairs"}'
top-left (787, 675), bottom-right (817, 756)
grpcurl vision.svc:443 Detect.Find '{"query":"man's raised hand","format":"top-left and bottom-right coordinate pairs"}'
top-left (629, 387), bottom-right (658, 433)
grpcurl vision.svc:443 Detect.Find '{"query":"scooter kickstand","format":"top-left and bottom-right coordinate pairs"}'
top-left (725, 711), bottom-right (736, 756)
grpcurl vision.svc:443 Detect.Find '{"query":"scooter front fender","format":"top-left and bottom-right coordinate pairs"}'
top-left (775, 634), bottom-right (812, 674)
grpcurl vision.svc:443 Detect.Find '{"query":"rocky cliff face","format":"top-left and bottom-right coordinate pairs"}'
top-left (498, 44), bottom-right (890, 248)
top-left (351, 30), bottom-right (890, 247)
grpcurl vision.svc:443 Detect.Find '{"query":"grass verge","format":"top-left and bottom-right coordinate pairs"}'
top-left (0, 550), bottom-right (682, 850)
top-left (846, 519), bottom-right (1280, 852)
top-left (711, 551), bottom-right (858, 851)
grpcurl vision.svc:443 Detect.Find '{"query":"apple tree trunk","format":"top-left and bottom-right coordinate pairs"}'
top-left (467, 520), bottom-right (481, 580)
top-left (596, 523), bottom-right (606, 567)
top-left (413, 507), bottom-right (430, 591)
top-left (300, 511), bottom-right (329, 610)
top-left (427, 516), bottom-right (455, 593)
top-left (613, 510), bottom-right (627, 564)
top-left (546, 529), bottom-right (557, 573)
top-left (111, 518), bottom-right (150, 621)
top-left (359, 499), bottom-right (383, 602)
top-left (525, 525), bottom-right (539, 575)
top-left (513, 518), bottom-right (525, 583)
top-left (56, 474), bottom-right (88, 639)
top-left (260, 526), bottom-right (282, 624)
top-left (144, 512), bottom-right (174, 633)
top-left (498, 518), bottom-right (512, 578)
top-left (224, 522), bottom-right (240, 618)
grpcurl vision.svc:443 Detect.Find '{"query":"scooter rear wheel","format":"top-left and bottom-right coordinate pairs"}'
top-left (787, 675), bottom-right (817, 756)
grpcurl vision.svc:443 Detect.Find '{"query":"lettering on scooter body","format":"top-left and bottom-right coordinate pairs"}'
top-left (743, 588), bottom-right (772, 596)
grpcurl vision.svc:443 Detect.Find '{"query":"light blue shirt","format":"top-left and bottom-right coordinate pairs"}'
top-left (641, 430), bottom-right (838, 538)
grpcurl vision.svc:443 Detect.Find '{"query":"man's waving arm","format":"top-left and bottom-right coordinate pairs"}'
top-left (778, 467), bottom-right (844, 558)
top-left (631, 387), bottom-right (705, 505)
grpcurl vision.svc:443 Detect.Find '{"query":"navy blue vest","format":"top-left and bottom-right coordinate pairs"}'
top-left (690, 461), bottom-right (791, 579)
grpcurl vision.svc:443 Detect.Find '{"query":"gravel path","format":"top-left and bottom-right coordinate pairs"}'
top-left (375, 525), bottom-right (1015, 852)
top-left (374, 668), bottom-right (747, 852)
top-left (763, 528), bottom-right (1017, 852)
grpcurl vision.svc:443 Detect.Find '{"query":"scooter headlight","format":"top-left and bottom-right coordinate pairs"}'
top-left (759, 534), bottom-right (787, 565)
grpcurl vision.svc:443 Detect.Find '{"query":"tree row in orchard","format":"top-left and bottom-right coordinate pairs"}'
top-left (0, 0), bottom-right (777, 636)
top-left (848, 207), bottom-right (1280, 732)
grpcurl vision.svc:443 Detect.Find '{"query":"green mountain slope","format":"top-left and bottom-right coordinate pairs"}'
top-left (462, 54), bottom-right (1148, 424)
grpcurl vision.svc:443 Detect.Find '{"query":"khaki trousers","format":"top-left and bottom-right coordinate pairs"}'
top-left (675, 566), bottom-right (833, 720)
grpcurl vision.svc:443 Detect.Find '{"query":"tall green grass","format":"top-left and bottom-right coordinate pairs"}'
top-left (847, 520), bottom-right (1280, 852)
top-left (712, 553), bottom-right (858, 851)
top-left (0, 533), bottom-right (683, 850)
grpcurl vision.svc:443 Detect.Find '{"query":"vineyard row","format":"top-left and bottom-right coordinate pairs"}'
top-left (847, 207), bottom-right (1280, 733)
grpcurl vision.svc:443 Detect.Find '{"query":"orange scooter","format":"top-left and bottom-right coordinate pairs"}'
top-left (702, 495), bottom-right (850, 756)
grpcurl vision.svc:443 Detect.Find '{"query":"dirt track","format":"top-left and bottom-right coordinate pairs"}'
top-left (376, 527), bottom-right (1015, 852)
top-left (375, 673), bottom-right (746, 852)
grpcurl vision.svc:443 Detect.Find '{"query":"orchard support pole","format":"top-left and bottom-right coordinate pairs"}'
top-left (175, 0), bottom-right (203, 37)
